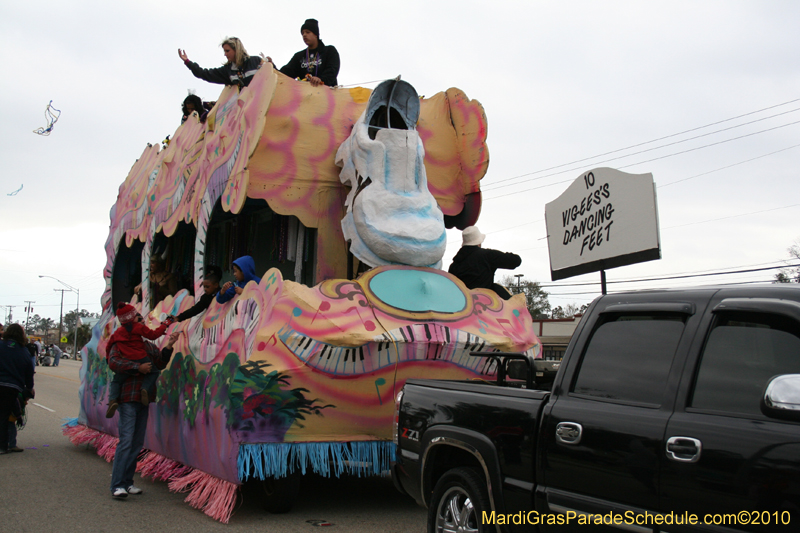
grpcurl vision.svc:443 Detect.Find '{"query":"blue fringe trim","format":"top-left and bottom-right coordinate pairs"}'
top-left (237, 441), bottom-right (397, 482)
top-left (61, 417), bottom-right (79, 428)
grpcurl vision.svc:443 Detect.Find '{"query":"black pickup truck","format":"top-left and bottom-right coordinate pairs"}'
top-left (392, 286), bottom-right (800, 532)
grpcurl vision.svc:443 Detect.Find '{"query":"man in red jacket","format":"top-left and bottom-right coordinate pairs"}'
top-left (105, 302), bottom-right (173, 417)
top-left (108, 332), bottom-right (178, 498)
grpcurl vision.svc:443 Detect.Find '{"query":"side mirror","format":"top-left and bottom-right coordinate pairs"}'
top-left (761, 374), bottom-right (800, 421)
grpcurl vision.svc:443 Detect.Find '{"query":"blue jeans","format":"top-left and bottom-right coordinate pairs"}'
top-left (110, 402), bottom-right (149, 492)
top-left (8, 421), bottom-right (17, 448)
top-left (54, 351), bottom-right (61, 366)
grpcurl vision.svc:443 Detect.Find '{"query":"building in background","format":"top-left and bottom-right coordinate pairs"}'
top-left (531, 316), bottom-right (582, 360)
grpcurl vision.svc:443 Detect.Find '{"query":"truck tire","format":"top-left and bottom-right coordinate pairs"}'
top-left (260, 472), bottom-right (301, 514)
top-left (428, 467), bottom-right (491, 533)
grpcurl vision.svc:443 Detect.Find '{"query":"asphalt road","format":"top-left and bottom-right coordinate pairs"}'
top-left (0, 358), bottom-right (426, 532)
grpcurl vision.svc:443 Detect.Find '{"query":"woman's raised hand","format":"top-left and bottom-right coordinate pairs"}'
top-left (178, 49), bottom-right (189, 62)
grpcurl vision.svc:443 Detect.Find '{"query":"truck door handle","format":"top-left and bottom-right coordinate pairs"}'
top-left (666, 436), bottom-right (702, 463)
top-left (556, 422), bottom-right (583, 445)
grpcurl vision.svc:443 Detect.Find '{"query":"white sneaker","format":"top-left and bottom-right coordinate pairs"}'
top-left (112, 488), bottom-right (128, 498)
top-left (127, 485), bottom-right (143, 495)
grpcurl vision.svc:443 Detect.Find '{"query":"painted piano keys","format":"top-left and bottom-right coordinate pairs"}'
top-left (277, 323), bottom-right (501, 376)
top-left (195, 295), bottom-right (261, 363)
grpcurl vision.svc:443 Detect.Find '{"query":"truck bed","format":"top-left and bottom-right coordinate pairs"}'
top-left (395, 379), bottom-right (550, 514)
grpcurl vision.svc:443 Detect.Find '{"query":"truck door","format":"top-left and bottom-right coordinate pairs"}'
top-left (661, 298), bottom-right (800, 532)
top-left (541, 301), bottom-right (698, 531)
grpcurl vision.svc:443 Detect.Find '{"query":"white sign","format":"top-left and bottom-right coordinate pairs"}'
top-left (545, 168), bottom-right (660, 281)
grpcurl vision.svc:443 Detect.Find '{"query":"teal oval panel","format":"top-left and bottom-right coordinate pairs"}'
top-left (369, 270), bottom-right (467, 313)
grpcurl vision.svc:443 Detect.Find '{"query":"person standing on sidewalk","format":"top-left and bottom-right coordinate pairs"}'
top-left (0, 324), bottom-right (35, 455)
top-left (26, 341), bottom-right (38, 367)
top-left (50, 344), bottom-right (63, 367)
top-left (107, 331), bottom-right (179, 498)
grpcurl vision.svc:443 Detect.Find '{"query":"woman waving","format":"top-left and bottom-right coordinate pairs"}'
top-left (179, 37), bottom-right (263, 88)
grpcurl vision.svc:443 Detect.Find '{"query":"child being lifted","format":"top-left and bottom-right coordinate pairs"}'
top-left (106, 302), bottom-right (174, 418)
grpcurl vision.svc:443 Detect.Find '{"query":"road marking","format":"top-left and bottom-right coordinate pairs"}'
top-left (31, 402), bottom-right (56, 412)
top-left (36, 372), bottom-right (80, 384)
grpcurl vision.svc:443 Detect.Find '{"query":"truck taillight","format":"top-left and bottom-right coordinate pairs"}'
top-left (392, 390), bottom-right (404, 445)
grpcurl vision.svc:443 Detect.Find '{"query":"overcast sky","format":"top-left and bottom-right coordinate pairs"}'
top-left (1, 0), bottom-right (799, 323)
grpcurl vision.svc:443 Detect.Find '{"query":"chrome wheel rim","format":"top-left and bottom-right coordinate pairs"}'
top-left (435, 486), bottom-right (479, 533)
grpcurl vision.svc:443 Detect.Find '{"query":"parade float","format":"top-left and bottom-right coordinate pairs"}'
top-left (64, 64), bottom-right (540, 523)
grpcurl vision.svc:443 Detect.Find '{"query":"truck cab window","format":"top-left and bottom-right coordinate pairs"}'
top-left (572, 314), bottom-right (685, 405)
top-left (691, 312), bottom-right (800, 417)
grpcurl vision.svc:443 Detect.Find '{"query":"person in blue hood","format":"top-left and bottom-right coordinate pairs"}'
top-left (217, 255), bottom-right (261, 304)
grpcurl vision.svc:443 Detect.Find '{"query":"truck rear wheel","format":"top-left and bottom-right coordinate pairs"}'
top-left (260, 472), bottom-right (301, 514)
top-left (428, 467), bottom-right (491, 533)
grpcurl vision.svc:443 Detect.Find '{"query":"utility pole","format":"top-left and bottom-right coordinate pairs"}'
top-left (1, 305), bottom-right (16, 324)
top-left (514, 274), bottom-right (524, 294)
top-left (39, 276), bottom-right (80, 356)
top-left (55, 288), bottom-right (68, 346)
top-left (24, 301), bottom-right (35, 333)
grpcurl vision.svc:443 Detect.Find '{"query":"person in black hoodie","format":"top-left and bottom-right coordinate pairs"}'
top-left (273, 18), bottom-right (340, 87)
top-left (170, 266), bottom-right (222, 322)
top-left (178, 37), bottom-right (263, 88)
top-left (448, 226), bottom-right (522, 300)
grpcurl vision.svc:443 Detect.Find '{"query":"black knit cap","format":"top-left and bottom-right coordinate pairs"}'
top-left (301, 18), bottom-right (319, 37)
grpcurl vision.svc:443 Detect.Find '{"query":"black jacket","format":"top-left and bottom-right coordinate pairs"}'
top-left (0, 340), bottom-right (35, 392)
top-left (279, 41), bottom-right (340, 87)
top-left (176, 291), bottom-right (217, 322)
top-left (448, 246), bottom-right (522, 291)
top-left (185, 56), bottom-right (263, 87)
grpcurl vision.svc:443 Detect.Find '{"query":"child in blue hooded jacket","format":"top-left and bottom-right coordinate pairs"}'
top-left (217, 255), bottom-right (261, 304)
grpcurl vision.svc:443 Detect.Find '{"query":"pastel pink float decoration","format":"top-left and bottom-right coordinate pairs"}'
top-left (68, 64), bottom-right (535, 523)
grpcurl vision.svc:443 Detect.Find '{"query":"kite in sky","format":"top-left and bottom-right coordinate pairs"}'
top-left (7, 184), bottom-right (23, 196)
top-left (33, 100), bottom-right (61, 136)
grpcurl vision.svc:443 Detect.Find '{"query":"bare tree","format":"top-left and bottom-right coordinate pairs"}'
top-left (500, 275), bottom-right (551, 318)
top-left (551, 303), bottom-right (590, 319)
top-left (775, 243), bottom-right (800, 283)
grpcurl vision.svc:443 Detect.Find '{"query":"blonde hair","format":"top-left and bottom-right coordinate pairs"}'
top-left (220, 37), bottom-right (249, 68)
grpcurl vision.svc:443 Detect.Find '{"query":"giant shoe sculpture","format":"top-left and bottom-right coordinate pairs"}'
top-left (336, 78), bottom-right (447, 268)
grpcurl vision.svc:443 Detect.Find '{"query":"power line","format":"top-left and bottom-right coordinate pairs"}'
top-left (484, 118), bottom-right (800, 199)
top-left (483, 201), bottom-right (798, 251)
top-left (481, 96), bottom-right (800, 188)
top-left (617, 120), bottom-right (800, 170)
top-left (540, 264), bottom-right (800, 288)
top-left (547, 279), bottom-right (782, 297)
top-left (543, 259), bottom-right (796, 285)
top-left (662, 203), bottom-right (799, 230)
top-left (658, 143), bottom-right (800, 188)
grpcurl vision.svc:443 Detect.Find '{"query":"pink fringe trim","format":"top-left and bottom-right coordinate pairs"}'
top-left (169, 469), bottom-right (238, 523)
top-left (136, 451), bottom-right (192, 482)
top-left (63, 424), bottom-right (118, 462)
top-left (96, 434), bottom-right (119, 462)
top-left (62, 424), bottom-right (238, 523)
top-left (63, 423), bottom-right (102, 446)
